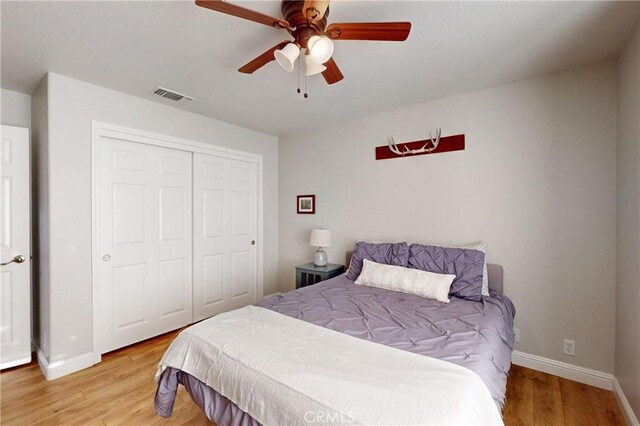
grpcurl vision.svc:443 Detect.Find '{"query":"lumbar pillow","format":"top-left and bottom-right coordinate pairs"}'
top-left (355, 259), bottom-right (456, 303)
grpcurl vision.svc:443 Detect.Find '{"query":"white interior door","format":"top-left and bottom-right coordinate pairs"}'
top-left (193, 153), bottom-right (257, 322)
top-left (98, 138), bottom-right (192, 353)
top-left (0, 125), bottom-right (31, 369)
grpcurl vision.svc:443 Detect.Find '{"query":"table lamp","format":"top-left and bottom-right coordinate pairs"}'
top-left (310, 229), bottom-right (331, 267)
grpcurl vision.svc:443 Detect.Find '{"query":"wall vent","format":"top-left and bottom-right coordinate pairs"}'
top-left (152, 87), bottom-right (195, 103)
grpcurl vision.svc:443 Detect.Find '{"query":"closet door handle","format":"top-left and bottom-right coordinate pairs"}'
top-left (251, 240), bottom-right (256, 246)
top-left (1, 255), bottom-right (26, 266)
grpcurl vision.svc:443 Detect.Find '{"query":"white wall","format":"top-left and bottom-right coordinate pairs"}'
top-left (33, 73), bottom-right (278, 368)
top-left (279, 61), bottom-right (618, 374)
top-left (615, 21), bottom-right (640, 419)
top-left (1, 88), bottom-right (31, 129)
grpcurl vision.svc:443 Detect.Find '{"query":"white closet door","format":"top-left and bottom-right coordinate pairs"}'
top-left (193, 153), bottom-right (257, 322)
top-left (99, 138), bottom-right (192, 353)
top-left (0, 126), bottom-right (31, 369)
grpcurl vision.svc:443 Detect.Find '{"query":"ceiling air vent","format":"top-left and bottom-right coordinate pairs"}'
top-left (152, 87), bottom-right (195, 103)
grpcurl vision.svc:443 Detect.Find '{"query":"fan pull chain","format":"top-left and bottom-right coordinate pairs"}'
top-left (304, 74), bottom-right (308, 99)
top-left (295, 52), bottom-right (308, 99)
top-left (296, 55), bottom-right (301, 94)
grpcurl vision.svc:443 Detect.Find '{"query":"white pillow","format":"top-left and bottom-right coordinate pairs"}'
top-left (461, 241), bottom-right (489, 296)
top-left (355, 259), bottom-right (456, 303)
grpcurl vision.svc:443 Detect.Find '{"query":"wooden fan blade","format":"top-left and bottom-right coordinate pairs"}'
top-left (322, 58), bottom-right (344, 85)
top-left (238, 42), bottom-right (290, 74)
top-left (325, 22), bottom-right (411, 41)
top-left (195, 0), bottom-right (290, 29)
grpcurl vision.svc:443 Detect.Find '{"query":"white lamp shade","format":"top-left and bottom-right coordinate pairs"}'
top-left (305, 54), bottom-right (327, 76)
top-left (274, 43), bottom-right (300, 72)
top-left (310, 229), bottom-right (331, 247)
top-left (308, 35), bottom-right (334, 64)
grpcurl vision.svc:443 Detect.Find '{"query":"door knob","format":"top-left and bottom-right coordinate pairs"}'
top-left (1, 255), bottom-right (26, 266)
top-left (251, 240), bottom-right (256, 246)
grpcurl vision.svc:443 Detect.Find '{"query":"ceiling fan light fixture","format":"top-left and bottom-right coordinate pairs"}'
top-left (304, 54), bottom-right (327, 76)
top-left (274, 42), bottom-right (300, 72)
top-left (308, 35), bottom-right (334, 64)
top-left (195, 0), bottom-right (412, 86)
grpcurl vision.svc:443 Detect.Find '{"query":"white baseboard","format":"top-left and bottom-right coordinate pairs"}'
top-left (36, 346), bottom-right (101, 381)
top-left (511, 350), bottom-right (613, 390)
top-left (613, 377), bottom-right (640, 426)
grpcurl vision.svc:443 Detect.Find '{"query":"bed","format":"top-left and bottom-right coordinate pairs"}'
top-left (155, 250), bottom-right (515, 425)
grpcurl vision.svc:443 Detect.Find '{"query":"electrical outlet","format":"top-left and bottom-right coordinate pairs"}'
top-left (563, 339), bottom-right (575, 356)
top-left (514, 328), bottom-right (521, 343)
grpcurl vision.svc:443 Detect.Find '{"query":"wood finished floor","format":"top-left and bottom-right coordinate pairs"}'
top-left (0, 329), bottom-right (626, 426)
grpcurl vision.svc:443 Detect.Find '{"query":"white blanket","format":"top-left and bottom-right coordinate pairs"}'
top-left (156, 305), bottom-right (503, 426)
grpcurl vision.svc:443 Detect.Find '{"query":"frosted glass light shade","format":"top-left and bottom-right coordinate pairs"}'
top-left (274, 43), bottom-right (300, 72)
top-left (305, 54), bottom-right (327, 76)
top-left (310, 229), bottom-right (331, 247)
top-left (307, 35), bottom-right (334, 64)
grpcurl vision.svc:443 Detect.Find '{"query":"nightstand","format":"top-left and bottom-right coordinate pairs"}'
top-left (295, 263), bottom-right (345, 289)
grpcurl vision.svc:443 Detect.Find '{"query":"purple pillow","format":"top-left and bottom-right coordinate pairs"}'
top-left (346, 241), bottom-right (409, 281)
top-left (407, 243), bottom-right (485, 301)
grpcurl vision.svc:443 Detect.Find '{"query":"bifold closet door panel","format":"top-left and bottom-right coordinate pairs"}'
top-left (99, 138), bottom-right (193, 353)
top-left (193, 153), bottom-right (258, 322)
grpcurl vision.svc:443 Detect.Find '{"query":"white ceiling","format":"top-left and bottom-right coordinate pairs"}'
top-left (2, 1), bottom-right (638, 136)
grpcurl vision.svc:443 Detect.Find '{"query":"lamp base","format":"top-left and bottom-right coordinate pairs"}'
top-left (314, 248), bottom-right (327, 267)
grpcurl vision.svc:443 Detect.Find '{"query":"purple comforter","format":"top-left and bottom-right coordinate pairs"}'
top-left (156, 274), bottom-right (516, 424)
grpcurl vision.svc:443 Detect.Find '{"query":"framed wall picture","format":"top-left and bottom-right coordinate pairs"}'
top-left (297, 195), bottom-right (315, 214)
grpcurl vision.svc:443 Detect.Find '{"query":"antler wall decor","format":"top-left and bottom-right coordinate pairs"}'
top-left (388, 128), bottom-right (441, 156)
top-left (375, 129), bottom-right (465, 161)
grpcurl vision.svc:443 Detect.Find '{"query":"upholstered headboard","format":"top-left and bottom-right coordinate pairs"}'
top-left (486, 264), bottom-right (503, 294)
top-left (345, 251), bottom-right (504, 294)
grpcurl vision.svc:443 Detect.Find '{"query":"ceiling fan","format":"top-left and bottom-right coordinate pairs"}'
top-left (195, 0), bottom-right (411, 85)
